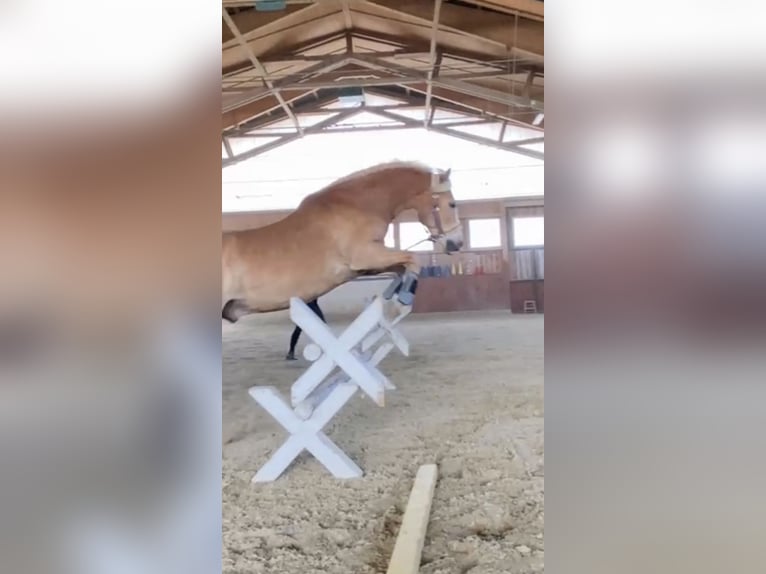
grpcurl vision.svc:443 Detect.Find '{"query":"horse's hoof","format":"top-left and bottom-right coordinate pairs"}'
top-left (285, 352), bottom-right (297, 361)
top-left (397, 290), bottom-right (415, 306)
top-left (383, 274), bottom-right (403, 300)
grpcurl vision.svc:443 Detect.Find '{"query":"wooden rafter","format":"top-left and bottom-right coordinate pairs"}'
top-left (220, 0), bottom-right (543, 156)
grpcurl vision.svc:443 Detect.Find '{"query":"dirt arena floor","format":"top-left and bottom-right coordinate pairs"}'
top-left (223, 309), bottom-right (543, 574)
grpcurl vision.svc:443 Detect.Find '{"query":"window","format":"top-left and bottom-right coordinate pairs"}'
top-left (513, 216), bottom-right (544, 247)
top-left (468, 218), bottom-right (502, 249)
top-left (398, 222), bottom-right (433, 252)
top-left (384, 224), bottom-right (395, 248)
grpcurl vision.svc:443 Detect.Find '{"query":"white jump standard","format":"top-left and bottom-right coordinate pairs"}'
top-left (249, 293), bottom-right (412, 483)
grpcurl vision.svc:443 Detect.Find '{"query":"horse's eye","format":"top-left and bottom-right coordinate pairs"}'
top-left (448, 201), bottom-right (456, 208)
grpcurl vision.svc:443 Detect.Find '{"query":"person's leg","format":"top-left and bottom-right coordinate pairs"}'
top-left (308, 299), bottom-right (325, 323)
top-left (285, 298), bottom-right (324, 360)
top-left (285, 325), bottom-right (302, 360)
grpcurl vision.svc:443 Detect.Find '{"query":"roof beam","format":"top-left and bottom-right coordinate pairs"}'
top-left (222, 7), bottom-right (303, 135)
top-left (506, 136), bottom-right (544, 146)
top-left (223, 107), bottom-right (361, 167)
top-left (261, 30), bottom-right (348, 61)
top-left (346, 107), bottom-right (503, 133)
top-left (413, 83), bottom-right (542, 128)
top-left (360, 0), bottom-right (543, 56)
top-left (222, 137), bottom-right (233, 159)
top-left (221, 4), bottom-right (320, 45)
top-left (222, 89), bottom-right (314, 131)
top-left (466, 0), bottom-right (544, 21)
top-left (224, 91), bottom-right (542, 162)
top-left (223, 54), bottom-right (355, 108)
top-left (423, 0), bottom-right (442, 126)
top-left (349, 53), bottom-right (541, 111)
top-left (364, 107), bottom-right (543, 159)
top-left (351, 30), bottom-right (541, 73)
top-left (248, 48), bottom-right (416, 66)
top-left (433, 77), bottom-right (542, 111)
top-left (224, 68), bottom-right (514, 96)
top-left (340, 0), bottom-right (353, 29)
top-left (225, 92), bottom-right (343, 135)
top-left (523, 69), bottom-right (535, 99)
top-left (429, 123), bottom-right (543, 160)
top-left (231, 115), bottom-right (502, 139)
top-left (224, 30), bottom-right (349, 77)
top-left (227, 104), bottom-right (436, 137)
top-left (366, 85), bottom-right (542, 131)
top-left (225, 46), bottom-right (538, 104)
top-left (340, 0), bottom-right (354, 52)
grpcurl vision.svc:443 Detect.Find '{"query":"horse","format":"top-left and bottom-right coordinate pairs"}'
top-left (221, 161), bottom-right (463, 323)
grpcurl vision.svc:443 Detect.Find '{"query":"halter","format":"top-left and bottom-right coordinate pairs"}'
top-left (428, 171), bottom-right (461, 241)
top-left (401, 169), bottom-right (460, 251)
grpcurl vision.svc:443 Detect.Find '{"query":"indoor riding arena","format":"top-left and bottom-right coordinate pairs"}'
top-left (222, 2), bottom-right (544, 573)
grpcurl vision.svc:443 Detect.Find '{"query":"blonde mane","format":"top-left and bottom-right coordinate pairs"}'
top-left (295, 161), bottom-right (442, 210)
top-left (324, 160), bottom-right (436, 189)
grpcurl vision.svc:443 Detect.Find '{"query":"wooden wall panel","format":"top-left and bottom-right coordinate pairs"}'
top-left (509, 279), bottom-right (544, 313)
top-left (412, 274), bottom-right (510, 313)
top-left (506, 203), bottom-right (544, 313)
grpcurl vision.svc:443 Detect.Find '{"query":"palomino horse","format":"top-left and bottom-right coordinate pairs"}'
top-left (221, 161), bottom-right (463, 323)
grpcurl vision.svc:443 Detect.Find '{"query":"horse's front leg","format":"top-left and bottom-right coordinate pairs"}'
top-left (349, 243), bottom-right (418, 274)
top-left (349, 244), bottom-right (420, 305)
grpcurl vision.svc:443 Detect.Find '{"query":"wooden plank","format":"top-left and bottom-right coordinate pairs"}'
top-left (386, 464), bottom-right (439, 574)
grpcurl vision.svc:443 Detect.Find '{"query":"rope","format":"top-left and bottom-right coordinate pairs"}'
top-left (403, 236), bottom-right (433, 251)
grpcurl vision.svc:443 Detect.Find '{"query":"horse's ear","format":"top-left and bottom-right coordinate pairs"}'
top-left (441, 168), bottom-right (451, 181)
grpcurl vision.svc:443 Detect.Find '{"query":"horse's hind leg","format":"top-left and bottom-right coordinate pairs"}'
top-left (222, 299), bottom-right (249, 323)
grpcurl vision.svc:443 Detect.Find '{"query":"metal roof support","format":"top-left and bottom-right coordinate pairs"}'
top-left (222, 7), bottom-right (304, 135)
top-left (223, 108), bottom-right (360, 167)
top-left (223, 69), bottom-right (512, 95)
top-left (350, 53), bottom-right (542, 112)
top-left (423, 0), bottom-right (443, 126)
top-left (366, 85), bottom-right (542, 131)
top-left (505, 136), bottom-right (544, 146)
top-left (226, 103), bottom-right (431, 137)
top-left (222, 137), bottom-right (234, 159)
top-left (350, 30), bottom-right (538, 73)
top-left (523, 69), bottom-right (535, 100)
top-left (223, 99), bottom-right (542, 164)
top-left (429, 123), bottom-right (544, 160)
top-left (223, 54), bottom-right (354, 109)
top-left (365, 107), bottom-right (544, 160)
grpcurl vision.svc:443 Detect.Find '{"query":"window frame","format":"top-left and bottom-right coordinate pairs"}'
top-left (466, 217), bottom-right (503, 250)
top-left (511, 215), bottom-right (544, 249)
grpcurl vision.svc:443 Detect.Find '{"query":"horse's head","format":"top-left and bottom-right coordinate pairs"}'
top-left (413, 168), bottom-right (464, 253)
